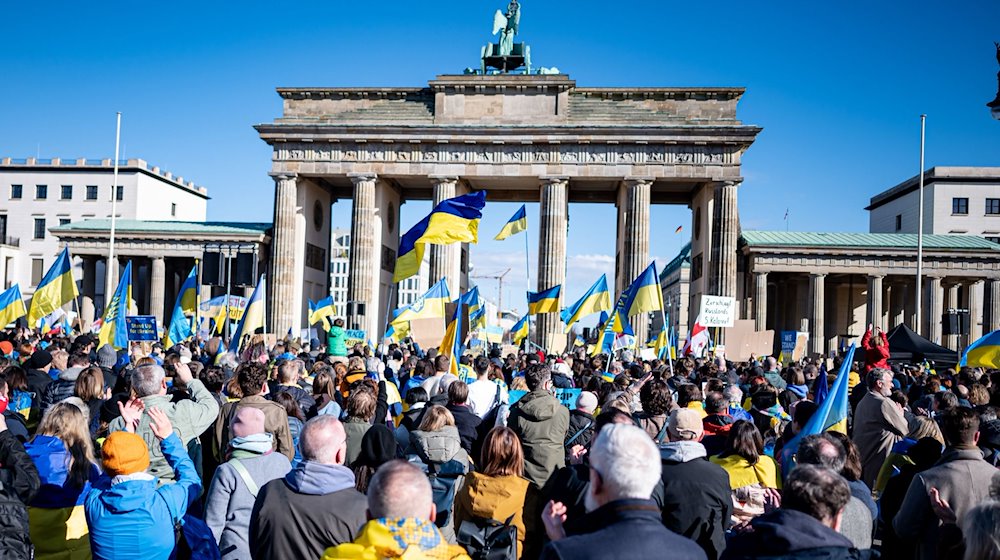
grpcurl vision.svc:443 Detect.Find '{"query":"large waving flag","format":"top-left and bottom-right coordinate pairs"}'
top-left (961, 330), bottom-right (1000, 369)
top-left (527, 285), bottom-right (561, 315)
top-left (511, 314), bottom-right (530, 345)
top-left (229, 276), bottom-right (266, 353)
top-left (560, 274), bottom-right (612, 332)
top-left (163, 266), bottom-right (199, 348)
top-left (28, 248), bottom-right (79, 325)
top-left (779, 344), bottom-right (857, 474)
top-left (308, 296), bottom-right (336, 330)
top-left (494, 204), bottom-right (527, 241)
top-left (99, 261), bottom-right (132, 349)
top-left (617, 262), bottom-right (664, 321)
top-left (392, 278), bottom-right (451, 325)
top-left (394, 191), bottom-right (487, 283)
top-left (0, 285), bottom-right (27, 327)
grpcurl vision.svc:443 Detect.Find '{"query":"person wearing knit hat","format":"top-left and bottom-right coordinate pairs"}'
top-left (85, 404), bottom-right (202, 560)
top-left (96, 344), bottom-right (118, 370)
top-left (205, 407), bottom-right (291, 560)
top-left (25, 349), bottom-right (54, 398)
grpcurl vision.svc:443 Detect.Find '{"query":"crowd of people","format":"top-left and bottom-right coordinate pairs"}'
top-left (0, 323), bottom-right (998, 560)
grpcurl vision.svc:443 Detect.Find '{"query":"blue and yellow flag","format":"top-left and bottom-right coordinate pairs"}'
top-left (164, 266), bottom-right (199, 348)
top-left (466, 286), bottom-right (487, 330)
top-left (28, 248), bottom-right (78, 325)
top-left (99, 261), bottom-right (132, 349)
top-left (394, 191), bottom-right (487, 282)
top-left (494, 204), bottom-right (527, 241)
top-left (560, 274), bottom-right (612, 332)
top-left (229, 275), bottom-right (266, 353)
top-left (779, 344), bottom-right (857, 475)
top-left (962, 330), bottom-right (1000, 369)
top-left (0, 285), bottom-right (27, 327)
top-left (392, 278), bottom-right (451, 325)
top-left (308, 296), bottom-right (335, 329)
top-left (612, 262), bottom-right (664, 328)
top-left (527, 285), bottom-right (561, 315)
top-left (439, 293), bottom-right (468, 376)
top-left (511, 314), bottom-right (530, 345)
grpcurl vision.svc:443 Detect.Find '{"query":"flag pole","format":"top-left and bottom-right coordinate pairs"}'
top-left (915, 114), bottom-right (927, 335)
top-left (105, 113), bottom-right (122, 307)
top-left (523, 224), bottom-right (531, 296)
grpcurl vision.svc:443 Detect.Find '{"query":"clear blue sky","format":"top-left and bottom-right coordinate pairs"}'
top-left (3, 0), bottom-right (998, 314)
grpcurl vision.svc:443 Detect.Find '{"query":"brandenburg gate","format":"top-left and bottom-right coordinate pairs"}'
top-left (256, 73), bottom-right (760, 349)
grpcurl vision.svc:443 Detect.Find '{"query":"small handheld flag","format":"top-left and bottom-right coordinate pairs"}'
top-left (494, 204), bottom-right (528, 241)
top-left (229, 276), bottom-right (266, 353)
top-left (0, 285), bottom-right (27, 328)
top-left (99, 261), bottom-right (132, 349)
top-left (308, 296), bottom-right (336, 330)
top-left (511, 314), bottom-right (529, 345)
top-left (527, 285), bottom-right (561, 315)
top-left (163, 266), bottom-right (199, 348)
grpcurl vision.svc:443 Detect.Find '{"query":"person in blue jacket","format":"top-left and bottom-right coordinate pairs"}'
top-left (85, 400), bottom-right (202, 560)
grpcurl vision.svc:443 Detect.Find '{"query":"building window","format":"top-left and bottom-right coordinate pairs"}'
top-left (61, 185), bottom-right (73, 200)
top-left (10, 185), bottom-right (22, 200)
top-left (171, 203), bottom-right (177, 216)
top-left (31, 258), bottom-right (44, 286)
top-left (59, 218), bottom-right (70, 226)
top-left (895, 214), bottom-right (902, 231)
top-left (952, 197), bottom-right (969, 215)
top-left (987, 199), bottom-right (1000, 215)
top-left (0, 215), bottom-right (6, 239)
top-left (116, 185), bottom-right (124, 201)
top-left (35, 185), bottom-right (47, 200)
top-left (86, 185), bottom-right (98, 200)
top-left (988, 236), bottom-right (1000, 245)
top-left (33, 218), bottom-right (45, 240)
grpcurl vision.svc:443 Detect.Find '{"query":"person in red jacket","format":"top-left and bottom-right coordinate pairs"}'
top-left (861, 324), bottom-right (889, 373)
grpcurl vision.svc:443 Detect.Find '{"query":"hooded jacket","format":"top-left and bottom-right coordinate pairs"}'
top-left (327, 326), bottom-right (348, 357)
top-left (0, 430), bottom-right (40, 560)
top-left (248, 461), bottom-right (367, 560)
top-left (38, 367), bottom-right (85, 417)
top-left (507, 389), bottom-right (569, 488)
top-left (410, 426), bottom-right (470, 471)
top-left (659, 441), bottom-right (732, 560)
top-left (722, 509), bottom-right (874, 560)
top-left (453, 472), bottom-right (530, 558)
top-left (320, 518), bottom-right (471, 560)
top-left (84, 433), bottom-right (201, 560)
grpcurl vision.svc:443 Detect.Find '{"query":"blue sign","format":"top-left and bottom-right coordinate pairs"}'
top-left (508, 388), bottom-right (582, 410)
top-left (126, 316), bottom-right (159, 342)
top-left (780, 331), bottom-right (797, 354)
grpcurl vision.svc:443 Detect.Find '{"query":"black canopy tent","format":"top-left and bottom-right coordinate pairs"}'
top-left (885, 324), bottom-right (958, 365)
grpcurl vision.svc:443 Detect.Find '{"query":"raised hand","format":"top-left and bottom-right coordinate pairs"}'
top-left (147, 407), bottom-right (174, 440)
top-left (117, 398), bottom-right (145, 433)
top-left (929, 487), bottom-right (957, 525)
top-left (542, 500), bottom-right (568, 541)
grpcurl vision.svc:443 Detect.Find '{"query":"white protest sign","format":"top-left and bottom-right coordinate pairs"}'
top-left (699, 296), bottom-right (736, 328)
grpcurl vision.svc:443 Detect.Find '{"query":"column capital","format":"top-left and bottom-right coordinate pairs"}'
top-left (269, 172), bottom-right (298, 181)
top-left (348, 172), bottom-right (378, 184)
top-left (623, 177), bottom-right (654, 187)
top-left (754, 270), bottom-right (769, 278)
top-left (809, 272), bottom-right (828, 279)
top-left (717, 179), bottom-right (742, 189)
top-left (428, 175), bottom-right (460, 185)
top-left (540, 176), bottom-right (569, 186)
top-left (867, 274), bottom-right (885, 280)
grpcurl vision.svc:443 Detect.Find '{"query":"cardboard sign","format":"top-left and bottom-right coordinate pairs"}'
top-left (724, 320), bottom-right (776, 361)
top-left (125, 316), bottom-right (159, 342)
top-left (780, 331), bottom-right (809, 362)
top-left (409, 318), bottom-right (446, 350)
top-left (508, 388), bottom-right (581, 409)
top-left (700, 296), bottom-right (736, 328)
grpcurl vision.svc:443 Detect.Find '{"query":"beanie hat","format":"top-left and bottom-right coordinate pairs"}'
top-left (27, 349), bottom-right (52, 369)
top-left (358, 424), bottom-right (398, 468)
top-left (97, 345), bottom-right (118, 369)
top-left (0, 341), bottom-right (12, 357)
top-left (576, 391), bottom-right (598, 413)
top-left (102, 431), bottom-right (151, 476)
top-left (231, 407), bottom-right (266, 438)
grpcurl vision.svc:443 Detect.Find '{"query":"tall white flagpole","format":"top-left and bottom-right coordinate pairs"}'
top-left (915, 115), bottom-right (926, 334)
top-left (105, 112), bottom-right (122, 304)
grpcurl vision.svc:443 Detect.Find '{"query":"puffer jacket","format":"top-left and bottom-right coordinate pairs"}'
top-left (327, 326), bottom-right (347, 357)
top-left (507, 390), bottom-right (569, 488)
top-left (84, 433), bottom-right (201, 560)
top-left (39, 367), bottom-right (85, 417)
top-left (453, 472), bottom-right (530, 558)
top-left (0, 430), bottom-right (40, 560)
top-left (410, 426), bottom-right (470, 471)
top-left (25, 435), bottom-right (100, 560)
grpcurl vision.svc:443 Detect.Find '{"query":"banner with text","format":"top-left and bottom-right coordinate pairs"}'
top-left (700, 296), bottom-right (736, 328)
top-left (125, 316), bottom-right (159, 342)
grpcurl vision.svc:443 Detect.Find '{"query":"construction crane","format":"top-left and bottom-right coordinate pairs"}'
top-left (470, 268), bottom-right (512, 320)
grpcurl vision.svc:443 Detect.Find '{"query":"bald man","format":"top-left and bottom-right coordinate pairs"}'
top-left (249, 415), bottom-right (367, 560)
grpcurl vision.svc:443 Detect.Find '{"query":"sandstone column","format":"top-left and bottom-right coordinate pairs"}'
top-left (753, 271), bottom-right (768, 332)
top-left (710, 181), bottom-right (739, 299)
top-left (891, 282), bottom-right (906, 329)
top-left (81, 256), bottom-right (97, 328)
top-left (537, 177), bottom-right (568, 351)
top-left (618, 178), bottom-right (652, 344)
top-left (986, 278), bottom-right (1000, 333)
top-left (809, 273), bottom-right (826, 356)
top-left (944, 282), bottom-right (960, 350)
top-left (270, 173), bottom-right (299, 334)
top-left (150, 256), bottom-right (166, 325)
top-left (429, 176), bottom-right (460, 296)
top-left (866, 275), bottom-right (884, 331)
top-left (347, 173), bottom-right (377, 333)
top-left (927, 276), bottom-right (944, 344)
top-left (968, 280), bottom-right (983, 342)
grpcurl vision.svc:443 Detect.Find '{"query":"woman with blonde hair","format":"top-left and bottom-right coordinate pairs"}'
top-left (24, 402), bottom-right (101, 559)
top-left (409, 405), bottom-right (470, 543)
top-left (963, 500), bottom-right (1000, 560)
top-left (454, 426), bottom-right (529, 558)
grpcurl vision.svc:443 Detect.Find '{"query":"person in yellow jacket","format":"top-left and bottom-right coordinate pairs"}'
top-left (709, 420), bottom-right (781, 528)
top-left (321, 460), bottom-right (470, 560)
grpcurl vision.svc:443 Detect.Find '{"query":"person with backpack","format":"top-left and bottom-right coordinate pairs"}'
top-left (409, 405), bottom-right (470, 543)
top-left (454, 426), bottom-right (529, 559)
top-left (0, 412), bottom-right (40, 560)
top-left (204, 407), bottom-right (291, 560)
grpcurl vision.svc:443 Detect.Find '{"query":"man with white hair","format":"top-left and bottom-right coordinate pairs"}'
top-left (540, 423), bottom-right (708, 560)
top-left (108, 362), bottom-right (219, 483)
top-left (320, 460), bottom-right (471, 559)
top-left (249, 415), bottom-right (367, 560)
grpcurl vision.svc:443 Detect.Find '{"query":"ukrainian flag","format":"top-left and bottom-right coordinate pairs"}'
top-left (99, 261), bottom-right (132, 349)
top-left (779, 344), bottom-right (857, 474)
top-left (163, 266), bottom-right (199, 348)
top-left (27, 248), bottom-right (78, 325)
top-left (308, 296), bottom-right (335, 329)
top-left (527, 285), bottom-right (561, 315)
top-left (392, 278), bottom-right (451, 325)
top-left (393, 191), bottom-right (487, 283)
top-left (466, 286), bottom-right (488, 329)
top-left (962, 330), bottom-right (1000, 369)
top-left (439, 294), bottom-right (466, 376)
top-left (494, 204), bottom-right (527, 241)
top-left (612, 262), bottom-right (664, 327)
top-left (511, 314), bottom-right (530, 345)
top-left (229, 275), bottom-right (265, 353)
top-left (0, 285), bottom-right (27, 327)
top-left (560, 274), bottom-right (611, 332)
top-left (591, 311), bottom-right (619, 358)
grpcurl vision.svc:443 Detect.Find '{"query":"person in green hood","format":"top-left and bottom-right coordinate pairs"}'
top-left (327, 318), bottom-right (347, 358)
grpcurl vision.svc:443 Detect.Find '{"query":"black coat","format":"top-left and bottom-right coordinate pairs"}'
top-left (24, 369), bottom-right (50, 400)
top-left (564, 410), bottom-right (595, 451)
top-left (271, 384), bottom-right (316, 417)
top-left (446, 403), bottom-right (482, 455)
top-left (0, 430), bottom-right (40, 560)
top-left (540, 499), bottom-right (707, 560)
top-left (659, 443), bottom-right (733, 560)
top-left (722, 509), bottom-right (876, 560)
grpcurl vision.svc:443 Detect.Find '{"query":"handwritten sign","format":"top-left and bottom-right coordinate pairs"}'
top-left (700, 296), bottom-right (736, 328)
top-left (508, 388), bottom-right (582, 410)
top-left (345, 329), bottom-right (367, 348)
top-left (125, 316), bottom-right (159, 342)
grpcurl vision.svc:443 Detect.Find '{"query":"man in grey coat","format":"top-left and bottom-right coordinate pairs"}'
top-left (852, 368), bottom-right (908, 487)
top-left (894, 407), bottom-right (997, 560)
